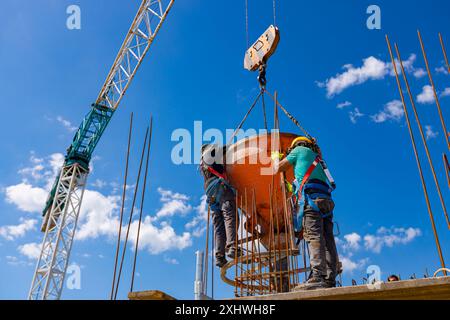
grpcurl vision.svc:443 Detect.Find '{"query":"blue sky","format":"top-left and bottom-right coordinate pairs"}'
top-left (0, 0), bottom-right (449, 300)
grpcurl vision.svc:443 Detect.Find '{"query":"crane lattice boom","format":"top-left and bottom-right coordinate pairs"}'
top-left (29, 0), bottom-right (175, 300)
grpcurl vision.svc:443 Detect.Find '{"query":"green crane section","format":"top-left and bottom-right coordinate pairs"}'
top-left (66, 104), bottom-right (115, 169)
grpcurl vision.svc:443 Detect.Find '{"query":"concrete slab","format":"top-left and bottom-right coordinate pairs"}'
top-left (128, 290), bottom-right (176, 300)
top-left (235, 276), bottom-right (450, 300)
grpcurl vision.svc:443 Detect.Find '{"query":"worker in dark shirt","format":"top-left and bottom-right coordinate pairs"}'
top-left (200, 144), bottom-right (240, 268)
top-left (272, 136), bottom-right (339, 290)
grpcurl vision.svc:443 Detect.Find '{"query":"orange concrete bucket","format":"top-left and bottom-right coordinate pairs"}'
top-left (225, 132), bottom-right (297, 249)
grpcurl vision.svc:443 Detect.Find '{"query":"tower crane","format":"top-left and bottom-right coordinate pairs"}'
top-left (28, 0), bottom-right (175, 300)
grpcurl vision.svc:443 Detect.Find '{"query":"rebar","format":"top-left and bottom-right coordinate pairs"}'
top-left (130, 116), bottom-right (153, 292)
top-left (395, 43), bottom-right (450, 229)
top-left (110, 112), bottom-right (133, 300)
top-left (386, 34), bottom-right (447, 275)
top-left (114, 125), bottom-right (150, 299)
top-left (418, 30), bottom-right (450, 150)
top-left (438, 33), bottom-right (450, 74)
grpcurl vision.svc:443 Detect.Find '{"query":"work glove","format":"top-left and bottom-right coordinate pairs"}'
top-left (271, 151), bottom-right (284, 161)
top-left (285, 180), bottom-right (294, 193)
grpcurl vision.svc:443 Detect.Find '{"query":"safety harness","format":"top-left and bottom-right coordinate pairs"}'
top-left (202, 164), bottom-right (235, 212)
top-left (290, 156), bottom-right (335, 233)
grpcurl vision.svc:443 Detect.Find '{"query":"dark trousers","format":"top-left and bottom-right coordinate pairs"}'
top-left (212, 188), bottom-right (238, 260)
top-left (303, 204), bottom-right (339, 284)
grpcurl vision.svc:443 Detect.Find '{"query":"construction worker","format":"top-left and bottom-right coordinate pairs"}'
top-left (200, 144), bottom-right (240, 268)
top-left (272, 136), bottom-right (339, 290)
top-left (388, 275), bottom-right (400, 282)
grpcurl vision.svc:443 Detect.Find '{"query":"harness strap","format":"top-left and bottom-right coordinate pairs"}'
top-left (298, 156), bottom-right (320, 191)
top-left (304, 182), bottom-right (333, 195)
top-left (207, 166), bottom-right (227, 180)
top-left (292, 156), bottom-right (335, 234)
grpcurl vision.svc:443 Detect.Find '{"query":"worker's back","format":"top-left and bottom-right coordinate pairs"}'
top-left (286, 146), bottom-right (328, 183)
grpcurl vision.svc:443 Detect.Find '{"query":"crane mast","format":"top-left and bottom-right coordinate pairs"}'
top-left (29, 0), bottom-right (175, 300)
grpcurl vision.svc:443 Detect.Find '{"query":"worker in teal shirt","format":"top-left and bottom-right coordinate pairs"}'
top-left (272, 136), bottom-right (339, 290)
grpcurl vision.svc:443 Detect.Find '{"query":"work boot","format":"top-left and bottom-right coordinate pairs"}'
top-left (226, 247), bottom-right (242, 259)
top-left (324, 280), bottom-right (336, 288)
top-left (292, 277), bottom-right (327, 291)
top-left (215, 256), bottom-right (227, 268)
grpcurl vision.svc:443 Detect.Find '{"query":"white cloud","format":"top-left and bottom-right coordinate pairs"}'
top-left (440, 87), bottom-right (450, 98)
top-left (319, 54), bottom-right (420, 97)
top-left (68, 186), bottom-right (195, 254)
top-left (435, 66), bottom-right (449, 75)
top-left (5, 153), bottom-right (200, 257)
top-left (343, 232), bottom-right (361, 251)
top-left (0, 218), bottom-right (37, 240)
top-left (337, 226), bottom-right (421, 274)
top-left (425, 125), bottom-right (438, 140)
top-left (164, 256), bottom-right (180, 265)
top-left (185, 195), bottom-right (208, 237)
top-left (337, 101), bottom-right (352, 109)
top-left (5, 256), bottom-right (23, 266)
top-left (56, 116), bottom-right (77, 132)
top-left (5, 183), bottom-right (196, 255)
top-left (128, 218), bottom-right (192, 254)
top-left (5, 183), bottom-right (48, 213)
top-left (18, 242), bottom-right (41, 260)
top-left (340, 256), bottom-right (368, 274)
top-left (371, 100), bottom-right (404, 123)
top-left (75, 190), bottom-right (120, 240)
top-left (16, 152), bottom-right (64, 189)
top-left (417, 85), bottom-right (435, 104)
top-left (364, 227), bottom-right (421, 253)
top-left (18, 163), bottom-right (45, 180)
top-left (91, 179), bottom-right (107, 189)
top-left (155, 188), bottom-right (192, 219)
top-left (349, 108), bottom-right (364, 124)
top-left (413, 68), bottom-right (426, 78)
top-left (320, 56), bottom-right (388, 97)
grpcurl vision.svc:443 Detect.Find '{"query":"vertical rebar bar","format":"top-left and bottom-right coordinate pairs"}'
top-left (444, 154), bottom-right (450, 190)
top-left (280, 177), bottom-right (291, 291)
top-left (386, 34), bottom-right (447, 274)
top-left (244, 189), bottom-right (249, 295)
top-left (274, 189), bottom-right (283, 292)
top-left (418, 30), bottom-right (450, 150)
top-left (234, 190), bottom-right (239, 297)
top-left (110, 112), bottom-right (133, 300)
top-left (253, 189), bottom-right (264, 294)
top-left (250, 190), bottom-right (256, 295)
top-left (438, 33), bottom-right (450, 74)
top-left (395, 44), bottom-right (450, 230)
top-left (268, 184), bottom-right (275, 293)
top-left (211, 214), bottom-right (215, 299)
top-left (130, 116), bottom-right (153, 292)
top-left (114, 126), bottom-right (149, 300)
top-left (240, 194), bottom-right (244, 296)
top-left (268, 183), bottom-right (277, 293)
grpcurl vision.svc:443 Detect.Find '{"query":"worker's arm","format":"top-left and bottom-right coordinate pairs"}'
top-left (272, 157), bottom-right (292, 175)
